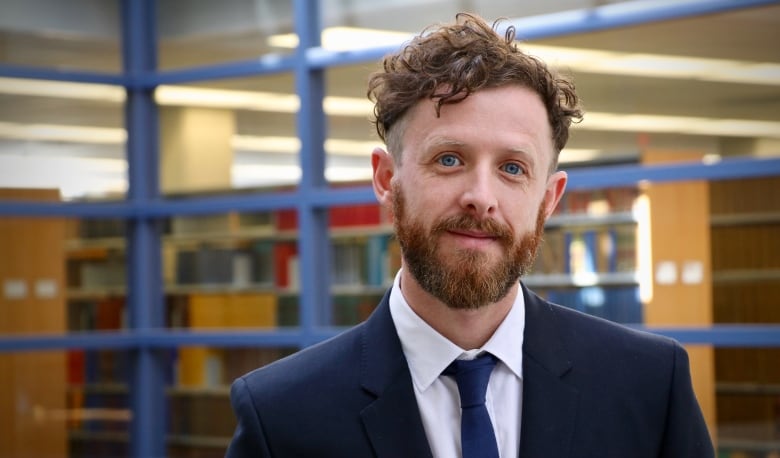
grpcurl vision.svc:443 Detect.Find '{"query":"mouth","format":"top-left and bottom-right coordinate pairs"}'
top-left (447, 229), bottom-right (498, 240)
top-left (445, 229), bottom-right (501, 249)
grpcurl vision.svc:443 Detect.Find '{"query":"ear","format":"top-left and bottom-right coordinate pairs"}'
top-left (371, 147), bottom-right (395, 207)
top-left (542, 170), bottom-right (568, 219)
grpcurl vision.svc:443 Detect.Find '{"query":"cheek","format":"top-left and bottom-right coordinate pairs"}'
top-left (505, 198), bottom-right (545, 233)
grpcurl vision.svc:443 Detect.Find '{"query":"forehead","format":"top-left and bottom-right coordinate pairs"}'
top-left (400, 85), bottom-right (554, 161)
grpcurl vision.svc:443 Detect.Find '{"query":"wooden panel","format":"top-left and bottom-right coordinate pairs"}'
top-left (641, 151), bottom-right (717, 441)
top-left (0, 188), bottom-right (67, 458)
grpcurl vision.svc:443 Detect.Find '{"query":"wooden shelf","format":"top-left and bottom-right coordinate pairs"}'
top-left (711, 211), bottom-right (780, 227)
top-left (167, 386), bottom-right (231, 397)
top-left (717, 382), bottom-right (780, 396)
top-left (713, 269), bottom-right (780, 284)
top-left (68, 430), bottom-right (129, 443)
top-left (718, 438), bottom-right (780, 453)
top-left (546, 211), bottom-right (637, 228)
top-left (524, 271), bottom-right (639, 288)
top-left (167, 434), bottom-right (231, 448)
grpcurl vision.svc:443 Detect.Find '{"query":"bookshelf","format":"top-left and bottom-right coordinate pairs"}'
top-left (531, 186), bottom-right (643, 325)
top-left (710, 175), bottom-right (780, 456)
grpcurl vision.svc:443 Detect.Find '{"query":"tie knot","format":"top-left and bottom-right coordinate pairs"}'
top-left (444, 353), bottom-right (497, 408)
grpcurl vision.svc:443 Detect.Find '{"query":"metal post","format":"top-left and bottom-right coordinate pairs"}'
top-left (294, 0), bottom-right (333, 341)
top-left (121, 0), bottom-right (166, 456)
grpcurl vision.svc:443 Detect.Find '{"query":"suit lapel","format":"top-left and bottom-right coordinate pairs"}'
top-left (519, 285), bottom-right (579, 458)
top-left (359, 292), bottom-right (433, 458)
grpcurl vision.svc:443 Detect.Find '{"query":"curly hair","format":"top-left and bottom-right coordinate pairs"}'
top-left (367, 13), bottom-right (582, 170)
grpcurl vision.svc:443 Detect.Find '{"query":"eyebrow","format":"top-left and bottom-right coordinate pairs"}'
top-left (424, 137), bottom-right (467, 150)
top-left (424, 136), bottom-right (540, 167)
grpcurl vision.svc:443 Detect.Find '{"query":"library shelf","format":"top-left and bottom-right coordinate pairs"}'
top-left (717, 382), bottom-right (780, 396)
top-left (709, 176), bottom-right (780, 456)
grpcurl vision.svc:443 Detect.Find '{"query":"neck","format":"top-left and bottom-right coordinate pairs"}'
top-left (398, 268), bottom-right (517, 350)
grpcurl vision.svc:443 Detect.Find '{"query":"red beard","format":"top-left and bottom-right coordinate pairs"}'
top-left (392, 183), bottom-right (546, 310)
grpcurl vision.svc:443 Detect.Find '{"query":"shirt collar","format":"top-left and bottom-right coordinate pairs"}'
top-left (389, 269), bottom-right (525, 392)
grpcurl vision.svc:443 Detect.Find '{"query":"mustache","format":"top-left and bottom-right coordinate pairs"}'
top-left (432, 214), bottom-right (513, 242)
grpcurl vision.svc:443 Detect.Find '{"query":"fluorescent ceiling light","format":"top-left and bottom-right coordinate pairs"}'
top-left (522, 44), bottom-right (780, 86)
top-left (268, 26), bottom-right (412, 51)
top-left (578, 113), bottom-right (780, 138)
top-left (156, 86), bottom-right (298, 112)
top-left (157, 86), bottom-right (373, 117)
top-left (232, 163), bottom-right (373, 188)
top-left (232, 135), bottom-right (380, 156)
top-left (0, 77), bottom-right (125, 102)
top-left (0, 121), bottom-right (126, 144)
top-left (558, 149), bottom-right (604, 163)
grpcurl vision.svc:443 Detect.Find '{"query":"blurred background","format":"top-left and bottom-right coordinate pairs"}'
top-left (0, 0), bottom-right (778, 457)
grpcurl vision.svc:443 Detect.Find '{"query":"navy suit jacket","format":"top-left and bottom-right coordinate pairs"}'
top-left (226, 285), bottom-right (714, 457)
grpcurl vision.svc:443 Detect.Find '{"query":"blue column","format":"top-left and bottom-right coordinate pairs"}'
top-left (294, 0), bottom-right (333, 342)
top-left (121, 0), bottom-right (166, 457)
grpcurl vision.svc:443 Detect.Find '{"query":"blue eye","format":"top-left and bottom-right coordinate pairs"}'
top-left (502, 163), bottom-right (523, 175)
top-left (438, 154), bottom-right (461, 167)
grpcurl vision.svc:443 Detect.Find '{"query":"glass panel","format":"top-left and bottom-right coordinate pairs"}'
top-left (157, 76), bottom-right (297, 195)
top-left (157, 1), bottom-right (294, 70)
top-left (716, 347), bottom-right (780, 457)
top-left (166, 345), bottom-right (295, 457)
top-left (67, 218), bottom-right (127, 314)
top-left (326, 203), bottom-right (396, 326)
top-left (324, 64), bottom-right (376, 185)
top-left (0, 1), bottom-right (121, 72)
top-left (0, 92), bottom-right (126, 201)
top-left (530, 186), bottom-right (642, 324)
top-left (67, 349), bottom-right (132, 458)
top-left (163, 210), bottom-right (299, 329)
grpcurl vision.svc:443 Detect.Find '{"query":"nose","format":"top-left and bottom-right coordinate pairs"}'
top-left (458, 167), bottom-right (497, 218)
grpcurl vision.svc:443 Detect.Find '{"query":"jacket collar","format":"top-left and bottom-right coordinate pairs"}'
top-left (359, 290), bottom-right (434, 458)
top-left (519, 284), bottom-right (579, 458)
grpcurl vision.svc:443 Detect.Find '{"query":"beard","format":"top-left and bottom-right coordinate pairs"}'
top-left (392, 183), bottom-right (547, 310)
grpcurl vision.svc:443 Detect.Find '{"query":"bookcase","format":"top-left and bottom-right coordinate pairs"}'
top-left (530, 186), bottom-right (643, 325)
top-left (709, 175), bottom-right (780, 455)
top-left (61, 182), bottom-right (646, 456)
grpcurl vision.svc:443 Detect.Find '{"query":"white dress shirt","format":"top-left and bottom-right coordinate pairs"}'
top-left (389, 270), bottom-right (525, 458)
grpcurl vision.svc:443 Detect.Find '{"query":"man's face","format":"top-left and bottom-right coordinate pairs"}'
top-left (372, 84), bottom-right (567, 310)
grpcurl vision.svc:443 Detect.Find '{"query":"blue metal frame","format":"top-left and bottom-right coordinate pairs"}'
top-left (1, 324), bottom-right (779, 353)
top-left (2, 157), bottom-right (780, 218)
top-left (121, 0), bottom-right (166, 456)
top-left (1, 0), bottom-right (779, 455)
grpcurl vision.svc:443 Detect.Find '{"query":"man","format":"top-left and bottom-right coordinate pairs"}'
top-left (226, 13), bottom-right (714, 458)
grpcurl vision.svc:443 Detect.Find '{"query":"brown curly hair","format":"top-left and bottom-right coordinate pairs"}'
top-left (367, 13), bottom-right (582, 170)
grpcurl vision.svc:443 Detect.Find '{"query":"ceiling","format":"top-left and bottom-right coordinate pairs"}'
top-left (0, 0), bottom-right (778, 199)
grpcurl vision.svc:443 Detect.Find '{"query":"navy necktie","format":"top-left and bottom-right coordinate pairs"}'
top-left (444, 353), bottom-right (500, 458)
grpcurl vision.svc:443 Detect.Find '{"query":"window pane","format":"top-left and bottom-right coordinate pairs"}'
top-left (163, 210), bottom-right (297, 329)
top-left (0, 92), bottom-right (126, 201)
top-left (326, 203), bottom-right (396, 326)
top-left (0, 1), bottom-right (120, 72)
top-left (324, 64), bottom-right (377, 185)
top-left (157, 1), bottom-right (294, 70)
top-left (157, 76), bottom-right (297, 195)
top-left (167, 345), bottom-right (295, 457)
